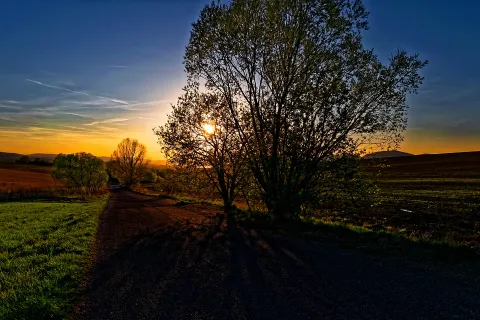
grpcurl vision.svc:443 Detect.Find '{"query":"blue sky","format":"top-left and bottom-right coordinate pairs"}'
top-left (363, 0), bottom-right (480, 152)
top-left (1, 0), bottom-right (479, 156)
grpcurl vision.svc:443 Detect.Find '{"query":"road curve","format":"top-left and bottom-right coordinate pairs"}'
top-left (75, 188), bottom-right (480, 320)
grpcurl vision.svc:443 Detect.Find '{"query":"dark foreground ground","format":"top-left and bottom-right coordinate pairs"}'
top-left (75, 189), bottom-right (480, 320)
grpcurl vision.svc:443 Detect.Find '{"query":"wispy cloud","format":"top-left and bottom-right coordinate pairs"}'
top-left (0, 104), bottom-right (22, 110)
top-left (62, 112), bottom-right (90, 118)
top-left (85, 118), bottom-right (129, 126)
top-left (103, 100), bottom-right (174, 111)
top-left (59, 125), bottom-right (90, 131)
top-left (106, 98), bottom-right (129, 104)
top-left (97, 126), bottom-right (121, 132)
top-left (0, 116), bottom-right (17, 122)
top-left (2, 100), bottom-right (19, 104)
top-left (128, 100), bottom-right (174, 106)
top-left (109, 65), bottom-right (128, 68)
top-left (25, 79), bottom-right (130, 105)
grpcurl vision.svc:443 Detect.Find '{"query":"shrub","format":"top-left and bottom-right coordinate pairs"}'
top-left (142, 170), bottom-right (158, 183)
top-left (51, 153), bottom-right (108, 194)
top-left (303, 155), bottom-right (379, 216)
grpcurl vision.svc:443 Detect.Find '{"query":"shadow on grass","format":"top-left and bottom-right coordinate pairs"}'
top-left (111, 187), bottom-right (480, 265)
top-left (129, 188), bottom-right (480, 264)
top-left (232, 209), bottom-right (480, 266)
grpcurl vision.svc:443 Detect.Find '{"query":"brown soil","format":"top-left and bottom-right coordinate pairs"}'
top-left (0, 164), bottom-right (61, 194)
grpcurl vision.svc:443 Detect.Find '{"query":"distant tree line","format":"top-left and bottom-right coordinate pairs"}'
top-left (50, 138), bottom-right (152, 195)
top-left (15, 156), bottom-right (52, 166)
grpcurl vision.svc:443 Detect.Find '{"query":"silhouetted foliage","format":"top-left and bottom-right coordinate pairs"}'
top-left (151, 167), bottom-right (216, 199)
top-left (15, 155), bottom-right (52, 166)
top-left (154, 89), bottom-right (249, 212)
top-left (142, 170), bottom-right (158, 183)
top-left (303, 154), bottom-right (378, 216)
top-left (110, 138), bottom-right (150, 187)
top-left (15, 155), bottom-right (30, 164)
top-left (184, 0), bottom-right (427, 218)
top-left (51, 153), bottom-right (108, 194)
top-left (30, 158), bottom-right (52, 166)
top-left (105, 166), bottom-right (121, 185)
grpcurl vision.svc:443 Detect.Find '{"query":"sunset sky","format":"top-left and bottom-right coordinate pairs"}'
top-left (1, 0), bottom-right (479, 159)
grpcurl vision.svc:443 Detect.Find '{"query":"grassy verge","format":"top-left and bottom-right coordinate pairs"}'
top-left (0, 195), bottom-right (109, 320)
top-left (131, 186), bottom-right (219, 206)
top-left (317, 178), bottom-right (480, 248)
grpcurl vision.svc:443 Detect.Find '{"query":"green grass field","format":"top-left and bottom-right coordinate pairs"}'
top-left (322, 153), bottom-right (480, 248)
top-left (0, 196), bottom-right (109, 320)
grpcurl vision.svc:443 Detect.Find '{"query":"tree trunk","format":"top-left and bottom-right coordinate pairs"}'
top-left (264, 187), bottom-right (301, 220)
top-left (222, 194), bottom-right (234, 213)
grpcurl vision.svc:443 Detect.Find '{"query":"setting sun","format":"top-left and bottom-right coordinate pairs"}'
top-left (203, 123), bottom-right (215, 135)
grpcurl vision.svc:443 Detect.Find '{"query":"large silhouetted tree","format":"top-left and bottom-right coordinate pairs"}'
top-left (110, 138), bottom-right (150, 187)
top-left (154, 86), bottom-right (248, 212)
top-left (184, 0), bottom-right (427, 218)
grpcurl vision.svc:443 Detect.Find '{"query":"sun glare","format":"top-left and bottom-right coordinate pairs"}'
top-left (203, 123), bottom-right (215, 135)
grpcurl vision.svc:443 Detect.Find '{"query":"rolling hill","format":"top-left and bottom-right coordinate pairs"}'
top-left (0, 152), bottom-right (24, 163)
top-left (0, 152), bottom-right (111, 163)
top-left (363, 150), bottom-right (414, 159)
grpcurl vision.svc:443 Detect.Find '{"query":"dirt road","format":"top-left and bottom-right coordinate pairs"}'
top-left (76, 189), bottom-right (480, 320)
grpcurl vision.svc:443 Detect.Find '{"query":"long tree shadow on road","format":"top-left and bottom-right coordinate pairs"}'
top-left (76, 190), bottom-right (480, 320)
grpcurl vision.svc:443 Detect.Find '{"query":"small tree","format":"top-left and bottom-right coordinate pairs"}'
top-left (52, 153), bottom-right (108, 194)
top-left (110, 138), bottom-right (150, 187)
top-left (154, 88), bottom-right (248, 212)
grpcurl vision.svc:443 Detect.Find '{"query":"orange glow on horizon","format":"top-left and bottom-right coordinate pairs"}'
top-left (400, 130), bottom-right (480, 155)
top-left (1, 128), bottom-right (479, 159)
top-left (0, 132), bottom-right (166, 160)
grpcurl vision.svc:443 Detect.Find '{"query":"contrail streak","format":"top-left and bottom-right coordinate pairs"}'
top-left (26, 79), bottom-right (130, 105)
